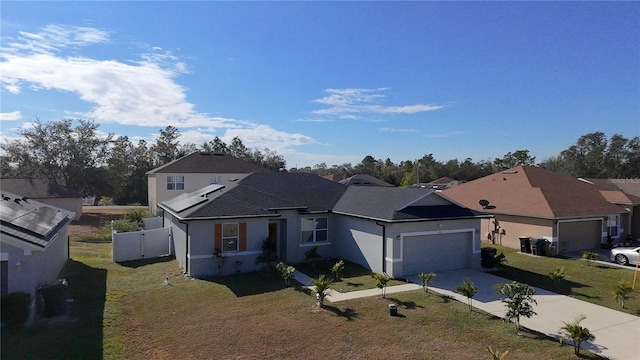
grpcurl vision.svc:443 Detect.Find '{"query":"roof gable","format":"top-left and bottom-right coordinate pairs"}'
top-left (147, 152), bottom-right (271, 174)
top-left (444, 166), bottom-right (626, 218)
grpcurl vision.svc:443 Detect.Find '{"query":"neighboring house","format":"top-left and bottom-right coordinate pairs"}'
top-left (0, 191), bottom-right (74, 312)
top-left (159, 172), bottom-right (487, 279)
top-left (0, 178), bottom-right (83, 220)
top-left (413, 177), bottom-right (463, 190)
top-left (580, 178), bottom-right (640, 241)
top-left (322, 174), bottom-right (343, 182)
top-left (146, 152), bottom-right (270, 215)
top-left (339, 174), bottom-right (394, 187)
top-left (444, 166), bottom-right (628, 253)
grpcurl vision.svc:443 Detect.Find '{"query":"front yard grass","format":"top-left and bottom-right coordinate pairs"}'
top-left (294, 259), bottom-right (406, 292)
top-left (487, 244), bottom-right (640, 316)
top-left (0, 210), bottom-right (612, 359)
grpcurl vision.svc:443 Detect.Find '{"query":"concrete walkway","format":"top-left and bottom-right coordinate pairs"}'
top-left (293, 269), bottom-right (640, 360)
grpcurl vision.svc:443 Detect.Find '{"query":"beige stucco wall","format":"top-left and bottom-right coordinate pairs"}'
top-left (481, 215), bottom-right (555, 249)
top-left (148, 173), bottom-right (252, 215)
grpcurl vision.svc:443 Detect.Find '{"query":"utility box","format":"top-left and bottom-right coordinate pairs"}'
top-left (38, 279), bottom-right (67, 317)
top-left (519, 236), bottom-right (531, 254)
top-left (388, 303), bottom-right (397, 316)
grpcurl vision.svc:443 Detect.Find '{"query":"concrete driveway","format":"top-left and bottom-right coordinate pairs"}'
top-left (406, 269), bottom-right (640, 360)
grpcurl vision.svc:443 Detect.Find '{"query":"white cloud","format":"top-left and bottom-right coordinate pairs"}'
top-left (0, 24), bottom-right (319, 157)
top-left (312, 88), bottom-right (444, 118)
top-left (0, 111), bottom-right (22, 121)
top-left (379, 127), bottom-right (420, 133)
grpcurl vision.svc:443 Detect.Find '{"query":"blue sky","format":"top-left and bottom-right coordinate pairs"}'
top-left (1, 1), bottom-right (638, 168)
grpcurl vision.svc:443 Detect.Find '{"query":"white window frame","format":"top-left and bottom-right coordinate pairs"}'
top-left (167, 175), bottom-right (185, 190)
top-left (300, 217), bottom-right (328, 244)
top-left (222, 223), bottom-right (239, 252)
top-left (210, 175), bottom-right (222, 184)
top-left (607, 214), bottom-right (621, 238)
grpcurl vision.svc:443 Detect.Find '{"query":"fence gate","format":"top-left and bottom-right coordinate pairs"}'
top-left (112, 227), bottom-right (172, 262)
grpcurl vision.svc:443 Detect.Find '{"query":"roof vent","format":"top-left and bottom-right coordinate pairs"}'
top-left (14, 198), bottom-right (21, 204)
top-left (2, 194), bottom-right (9, 201)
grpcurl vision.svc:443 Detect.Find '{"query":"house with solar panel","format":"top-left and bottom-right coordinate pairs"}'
top-left (0, 191), bottom-right (75, 318)
top-left (146, 152), bottom-right (270, 216)
top-left (159, 172), bottom-right (487, 278)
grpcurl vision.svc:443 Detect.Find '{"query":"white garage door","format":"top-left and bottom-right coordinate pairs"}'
top-left (403, 232), bottom-right (471, 275)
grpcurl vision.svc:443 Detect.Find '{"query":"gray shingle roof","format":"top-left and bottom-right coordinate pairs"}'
top-left (146, 152), bottom-right (271, 174)
top-left (333, 186), bottom-right (482, 221)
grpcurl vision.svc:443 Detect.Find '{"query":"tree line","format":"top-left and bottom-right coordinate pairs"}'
top-left (1, 118), bottom-right (638, 205)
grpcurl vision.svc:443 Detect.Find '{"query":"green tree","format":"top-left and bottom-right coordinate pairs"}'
top-left (418, 272), bottom-right (436, 293)
top-left (612, 280), bottom-right (633, 309)
top-left (354, 155), bottom-right (382, 178)
top-left (229, 136), bottom-right (249, 160)
top-left (456, 278), bottom-right (478, 312)
top-left (149, 126), bottom-right (185, 166)
top-left (0, 118), bottom-right (113, 197)
top-left (494, 282), bottom-right (538, 332)
top-left (310, 274), bottom-right (333, 308)
top-left (371, 272), bottom-right (392, 298)
top-left (494, 150), bottom-right (536, 170)
top-left (201, 136), bottom-right (229, 153)
top-left (559, 315), bottom-right (595, 355)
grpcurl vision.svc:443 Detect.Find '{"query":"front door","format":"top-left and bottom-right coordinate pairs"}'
top-left (268, 222), bottom-right (278, 252)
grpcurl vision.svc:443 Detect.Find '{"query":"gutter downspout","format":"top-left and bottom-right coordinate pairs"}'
top-left (376, 221), bottom-right (387, 274)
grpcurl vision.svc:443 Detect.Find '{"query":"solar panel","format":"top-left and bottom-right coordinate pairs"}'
top-left (166, 196), bottom-right (208, 213)
top-left (193, 184), bottom-right (224, 197)
top-left (0, 197), bottom-right (68, 236)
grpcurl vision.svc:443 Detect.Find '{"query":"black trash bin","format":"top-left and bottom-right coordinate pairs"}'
top-left (481, 247), bottom-right (498, 268)
top-left (530, 238), bottom-right (547, 256)
top-left (519, 236), bottom-right (531, 253)
top-left (38, 279), bottom-right (67, 317)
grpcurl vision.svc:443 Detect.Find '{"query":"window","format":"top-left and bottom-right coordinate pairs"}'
top-left (222, 223), bottom-right (239, 252)
top-left (608, 214), bottom-right (620, 238)
top-left (167, 176), bottom-right (184, 190)
top-left (301, 217), bottom-right (328, 243)
top-left (210, 175), bottom-right (221, 184)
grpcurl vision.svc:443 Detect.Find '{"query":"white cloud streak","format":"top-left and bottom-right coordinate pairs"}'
top-left (312, 88), bottom-right (444, 118)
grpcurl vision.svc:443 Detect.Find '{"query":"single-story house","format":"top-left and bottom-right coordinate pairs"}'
top-left (413, 177), bottom-right (463, 190)
top-left (339, 174), bottom-right (394, 187)
top-left (444, 166), bottom-right (628, 254)
top-left (146, 152), bottom-right (270, 215)
top-left (0, 178), bottom-right (83, 219)
top-left (159, 172), bottom-right (487, 278)
top-left (0, 191), bottom-right (74, 317)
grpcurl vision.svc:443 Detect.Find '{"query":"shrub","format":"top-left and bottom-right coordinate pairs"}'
top-left (111, 219), bottom-right (143, 233)
top-left (1, 292), bottom-right (31, 327)
top-left (331, 260), bottom-right (345, 280)
top-left (121, 209), bottom-right (146, 224)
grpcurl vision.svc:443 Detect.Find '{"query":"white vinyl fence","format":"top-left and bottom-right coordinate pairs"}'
top-left (112, 227), bottom-right (172, 262)
top-left (143, 217), bottom-right (163, 230)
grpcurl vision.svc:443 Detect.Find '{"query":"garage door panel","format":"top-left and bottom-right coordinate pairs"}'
top-left (403, 232), bottom-right (470, 275)
top-left (559, 221), bottom-right (601, 252)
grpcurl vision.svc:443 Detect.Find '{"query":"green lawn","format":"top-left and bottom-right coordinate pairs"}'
top-left (486, 244), bottom-right (640, 315)
top-left (293, 259), bottom-right (407, 292)
top-left (1, 211), bottom-right (619, 359)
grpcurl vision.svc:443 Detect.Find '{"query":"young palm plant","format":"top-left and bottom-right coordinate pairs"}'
top-left (559, 315), bottom-right (595, 355)
top-left (275, 262), bottom-right (296, 286)
top-left (371, 272), bottom-right (392, 299)
top-left (310, 274), bottom-right (333, 308)
top-left (612, 280), bottom-right (633, 309)
top-left (456, 278), bottom-right (478, 312)
top-left (331, 259), bottom-right (345, 281)
top-left (548, 267), bottom-right (565, 289)
top-left (418, 272), bottom-right (436, 293)
top-left (486, 346), bottom-right (509, 360)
